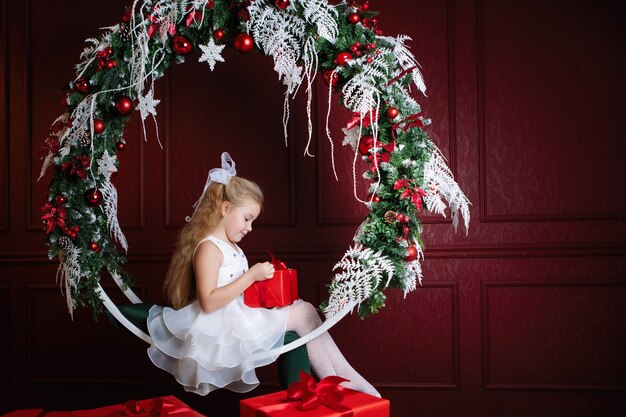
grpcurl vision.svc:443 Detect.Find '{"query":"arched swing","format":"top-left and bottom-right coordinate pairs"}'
top-left (97, 270), bottom-right (355, 387)
top-left (39, 0), bottom-right (470, 391)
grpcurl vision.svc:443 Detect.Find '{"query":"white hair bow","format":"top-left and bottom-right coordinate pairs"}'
top-left (185, 152), bottom-right (236, 222)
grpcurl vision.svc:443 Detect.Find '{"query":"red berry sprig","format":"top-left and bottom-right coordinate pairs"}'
top-left (96, 46), bottom-right (117, 70)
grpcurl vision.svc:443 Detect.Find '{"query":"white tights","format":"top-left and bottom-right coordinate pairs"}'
top-left (285, 301), bottom-right (381, 398)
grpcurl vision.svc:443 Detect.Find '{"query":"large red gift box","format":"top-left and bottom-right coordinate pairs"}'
top-left (2, 395), bottom-right (205, 417)
top-left (244, 268), bottom-right (298, 308)
top-left (240, 373), bottom-right (389, 417)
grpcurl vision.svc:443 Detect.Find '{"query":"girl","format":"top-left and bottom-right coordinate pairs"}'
top-left (147, 152), bottom-right (380, 397)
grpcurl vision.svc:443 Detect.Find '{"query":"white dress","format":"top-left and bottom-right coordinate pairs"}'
top-left (146, 235), bottom-right (290, 395)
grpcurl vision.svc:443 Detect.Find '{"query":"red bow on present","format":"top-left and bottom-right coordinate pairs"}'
top-left (108, 398), bottom-right (164, 417)
top-left (268, 251), bottom-right (288, 270)
top-left (286, 371), bottom-right (351, 414)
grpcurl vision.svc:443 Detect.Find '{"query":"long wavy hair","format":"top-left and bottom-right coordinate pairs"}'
top-left (164, 176), bottom-right (263, 309)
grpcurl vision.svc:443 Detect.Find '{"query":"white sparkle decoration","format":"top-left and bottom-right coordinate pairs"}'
top-left (97, 150), bottom-right (117, 178)
top-left (137, 90), bottom-right (160, 122)
top-left (198, 39), bottom-right (225, 71)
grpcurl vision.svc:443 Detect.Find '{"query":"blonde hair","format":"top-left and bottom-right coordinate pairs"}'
top-left (164, 176), bottom-right (263, 309)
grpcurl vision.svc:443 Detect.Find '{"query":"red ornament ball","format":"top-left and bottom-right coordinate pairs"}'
top-left (335, 52), bottom-right (353, 66)
top-left (93, 118), bottom-right (106, 134)
top-left (75, 78), bottom-right (89, 93)
top-left (213, 28), bottom-right (225, 41)
top-left (405, 246), bottom-right (418, 262)
top-left (358, 135), bottom-right (376, 155)
top-left (85, 188), bottom-right (103, 207)
top-left (114, 96), bottom-right (133, 115)
top-left (323, 70), bottom-right (339, 87)
top-left (348, 13), bottom-right (360, 24)
top-left (275, 0), bottom-right (290, 9)
top-left (362, 1), bottom-right (370, 11)
top-left (396, 213), bottom-right (404, 222)
top-left (387, 106), bottom-right (399, 119)
top-left (89, 242), bottom-right (101, 252)
top-left (367, 193), bottom-right (381, 203)
top-left (116, 140), bottom-right (126, 151)
top-left (172, 35), bottom-right (193, 55)
top-left (234, 33), bottom-right (254, 52)
top-left (55, 195), bottom-right (67, 205)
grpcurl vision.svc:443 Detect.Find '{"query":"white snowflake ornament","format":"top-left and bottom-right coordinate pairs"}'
top-left (198, 39), bottom-right (225, 71)
top-left (97, 150), bottom-right (117, 179)
top-left (137, 90), bottom-right (160, 122)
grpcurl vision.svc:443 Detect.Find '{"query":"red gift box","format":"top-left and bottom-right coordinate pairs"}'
top-left (240, 372), bottom-right (389, 417)
top-left (244, 254), bottom-right (298, 308)
top-left (2, 396), bottom-right (205, 417)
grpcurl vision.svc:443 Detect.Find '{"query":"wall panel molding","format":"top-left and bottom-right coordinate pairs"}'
top-left (379, 281), bottom-right (460, 390)
top-left (0, 284), bottom-right (7, 384)
top-left (26, 284), bottom-right (148, 384)
top-left (0, 0), bottom-right (7, 232)
top-left (322, 282), bottom-right (460, 389)
top-left (162, 63), bottom-right (297, 229)
top-left (25, 0), bottom-right (145, 232)
top-left (482, 281), bottom-right (626, 391)
top-left (4, 242), bottom-right (626, 265)
top-left (476, 0), bottom-right (626, 224)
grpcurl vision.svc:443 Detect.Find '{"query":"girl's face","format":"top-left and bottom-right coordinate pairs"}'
top-left (221, 199), bottom-right (261, 243)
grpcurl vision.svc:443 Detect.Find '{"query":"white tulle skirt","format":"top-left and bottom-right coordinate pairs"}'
top-left (146, 296), bottom-right (291, 395)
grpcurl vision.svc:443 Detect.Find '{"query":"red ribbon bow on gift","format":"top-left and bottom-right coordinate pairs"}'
top-left (268, 251), bottom-right (288, 271)
top-left (286, 371), bottom-right (351, 414)
top-left (108, 398), bottom-right (164, 417)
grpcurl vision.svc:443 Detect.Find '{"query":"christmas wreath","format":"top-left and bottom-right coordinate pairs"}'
top-left (39, 0), bottom-right (470, 319)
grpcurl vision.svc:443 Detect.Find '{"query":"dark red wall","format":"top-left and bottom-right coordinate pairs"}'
top-left (1, 1), bottom-right (625, 416)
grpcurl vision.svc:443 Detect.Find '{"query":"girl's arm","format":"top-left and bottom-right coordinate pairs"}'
top-left (194, 241), bottom-right (274, 313)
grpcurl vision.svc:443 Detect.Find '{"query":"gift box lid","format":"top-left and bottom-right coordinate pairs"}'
top-left (2, 396), bottom-right (206, 417)
top-left (240, 388), bottom-right (389, 417)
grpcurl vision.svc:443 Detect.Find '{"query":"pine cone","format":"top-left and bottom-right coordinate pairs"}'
top-left (78, 131), bottom-right (91, 147)
top-left (384, 210), bottom-right (397, 223)
top-left (119, 23), bottom-right (131, 42)
top-left (58, 236), bottom-right (71, 250)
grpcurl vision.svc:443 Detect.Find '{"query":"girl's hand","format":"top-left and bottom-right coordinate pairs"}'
top-left (249, 262), bottom-right (275, 281)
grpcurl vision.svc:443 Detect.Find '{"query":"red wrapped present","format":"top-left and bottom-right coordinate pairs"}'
top-left (2, 396), bottom-right (205, 417)
top-left (240, 372), bottom-right (389, 417)
top-left (244, 253), bottom-right (298, 308)
top-left (2, 411), bottom-right (46, 417)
